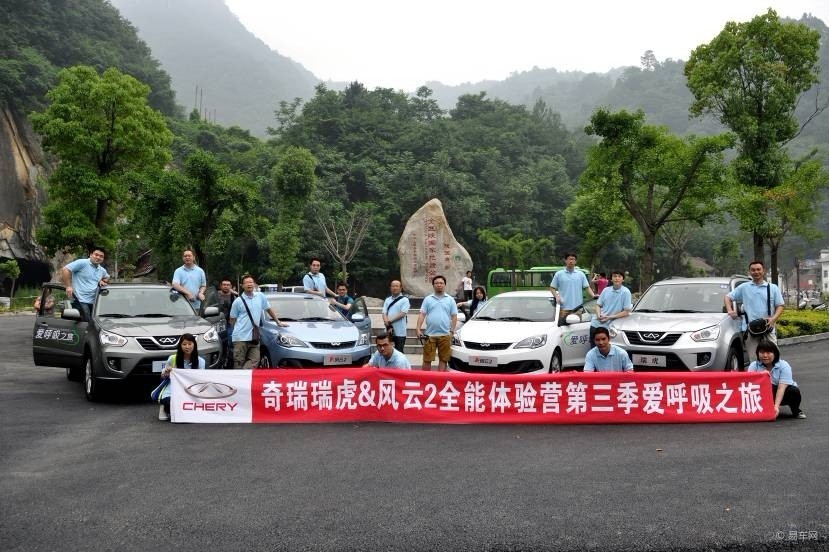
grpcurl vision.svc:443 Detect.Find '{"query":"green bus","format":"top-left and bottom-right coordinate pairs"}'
top-left (486, 266), bottom-right (591, 297)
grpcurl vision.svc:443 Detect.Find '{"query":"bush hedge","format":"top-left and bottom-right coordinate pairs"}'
top-left (776, 309), bottom-right (829, 338)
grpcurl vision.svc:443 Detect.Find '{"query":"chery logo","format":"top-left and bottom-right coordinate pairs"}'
top-left (184, 382), bottom-right (238, 399)
top-left (641, 333), bottom-right (662, 341)
top-left (158, 336), bottom-right (178, 345)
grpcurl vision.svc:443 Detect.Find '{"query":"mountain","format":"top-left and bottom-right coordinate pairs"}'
top-left (110, 0), bottom-right (319, 137)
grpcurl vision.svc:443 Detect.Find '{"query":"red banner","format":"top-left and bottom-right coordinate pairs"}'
top-left (243, 368), bottom-right (775, 424)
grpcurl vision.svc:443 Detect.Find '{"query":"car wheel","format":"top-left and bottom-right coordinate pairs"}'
top-left (66, 364), bottom-right (83, 382)
top-left (549, 350), bottom-right (562, 373)
top-left (84, 356), bottom-right (104, 402)
top-left (258, 348), bottom-right (273, 369)
top-left (724, 347), bottom-right (741, 372)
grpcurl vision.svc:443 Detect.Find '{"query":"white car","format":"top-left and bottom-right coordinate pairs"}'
top-left (449, 291), bottom-right (596, 374)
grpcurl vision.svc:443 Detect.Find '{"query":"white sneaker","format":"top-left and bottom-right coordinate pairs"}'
top-left (158, 404), bottom-right (170, 421)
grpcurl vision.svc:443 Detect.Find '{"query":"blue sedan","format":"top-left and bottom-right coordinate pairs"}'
top-left (258, 293), bottom-right (371, 368)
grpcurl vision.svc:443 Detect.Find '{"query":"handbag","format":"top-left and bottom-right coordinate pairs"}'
top-left (746, 284), bottom-right (772, 336)
top-left (240, 294), bottom-right (261, 345)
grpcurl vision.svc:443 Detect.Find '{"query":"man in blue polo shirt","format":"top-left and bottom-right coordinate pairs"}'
top-left (550, 253), bottom-right (596, 323)
top-left (382, 279), bottom-right (410, 352)
top-left (61, 246), bottom-right (110, 321)
top-left (302, 258), bottom-right (335, 298)
top-left (724, 260), bottom-right (784, 362)
top-left (330, 283), bottom-right (355, 320)
top-left (416, 275), bottom-right (458, 372)
top-left (172, 249), bottom-right (207, 311)
top-left (584, 327), bottom-right (634, 372)
top-left (363, 333), bottom-right (411, 369)
top-left (590, 269), bottom-right (633, 346)
top-left (229, 275), bottom-right (288, 369)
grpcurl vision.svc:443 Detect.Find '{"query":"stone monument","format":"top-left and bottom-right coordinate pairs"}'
top-left (398, 199), bottom-right (473, 297)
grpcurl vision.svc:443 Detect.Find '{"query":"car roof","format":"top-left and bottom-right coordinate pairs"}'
top-left (651, 276), bottom-right (749, 285)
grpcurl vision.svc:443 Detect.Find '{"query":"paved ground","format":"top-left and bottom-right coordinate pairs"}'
top-left (1, 313), bottom-right (827, 551)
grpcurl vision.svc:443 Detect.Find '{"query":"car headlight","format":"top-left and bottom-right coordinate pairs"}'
top-left (358, 332), bottom-right (369, 346)
top-left (691, 324), bottom-right (721, 342)
top-left (202, 326), bottom-right (219, 343)
top-left (452, 332), bottom-right (463, 347)
top-left (99, 330), bottom-right (127, 347)
top-left (514, 334), bottom-right (548, 349)
top-left (278, 333), bottom-right (308, 348)
top-left (607, 326), bottom-right (618, 338)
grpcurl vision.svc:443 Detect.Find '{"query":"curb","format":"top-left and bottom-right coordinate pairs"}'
top-left (778, 332), bottom-right (829, 347)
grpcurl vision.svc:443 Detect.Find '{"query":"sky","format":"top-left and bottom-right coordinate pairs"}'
top-left (224, 0), bottom-right (829, 91)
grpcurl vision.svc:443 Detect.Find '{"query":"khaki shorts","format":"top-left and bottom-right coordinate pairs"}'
top-left (422, 335), bottom-right (452, 362)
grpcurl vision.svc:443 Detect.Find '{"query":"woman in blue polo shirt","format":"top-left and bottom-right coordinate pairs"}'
top-left (748, 340), bottom-right (805, 419)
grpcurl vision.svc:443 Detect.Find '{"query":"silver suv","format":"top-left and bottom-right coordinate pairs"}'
top-left (609, 276), bottom-right (749, 371)
top-left (32, 283), bottom-right (222, 401)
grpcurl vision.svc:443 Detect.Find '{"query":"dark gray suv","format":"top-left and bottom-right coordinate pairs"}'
top-left (609, 276), bottom-right (750, 371)
top-left (32, 283), bottom-right (222, 401)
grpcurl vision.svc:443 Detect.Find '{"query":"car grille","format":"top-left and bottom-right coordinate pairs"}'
top-left (624, 331), bottom-right (681, 346)
top-left (449, 358), bottom-right (544, 374)
top-left (463, 341), bottom-right (511, 351)
top-left (310, 341), bottom-right (356, 350)
top-left (137, 336), bottom-right (180, 350)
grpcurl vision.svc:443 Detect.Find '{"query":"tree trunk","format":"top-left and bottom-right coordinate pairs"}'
top-left (752, 231), bottom-right (764, 266)
top-left (640, 231), bottom-right (656, 292)
top-left (769, 241), bottom-right (780, 287)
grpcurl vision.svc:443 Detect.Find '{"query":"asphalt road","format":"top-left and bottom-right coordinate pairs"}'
top-left (1, 313), bottom-right (826, 551)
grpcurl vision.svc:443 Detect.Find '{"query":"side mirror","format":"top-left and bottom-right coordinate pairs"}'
top-left (350, 313), bottom-right (365, 322)
top-left (457, 312), bottom-right (467, 323)
top-left (62, 308), bottom-right (82, 321)
top-left (565, 313), bottom-right (581, 325)
top-left (203, 306), bottom-right (219, 317)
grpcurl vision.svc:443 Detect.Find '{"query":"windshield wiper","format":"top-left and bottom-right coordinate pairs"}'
top-left (99, 313), bottom-right (133, 318)
top-left (137, 313), bottom-right (174, 317)
top-left (474, 316), bottom-right (497, 321)
top-left (299, 317), bottom-right (330, 322)
top-left (497, 316), bottom-right (533, 322)
top-left (663, 309), bottom-right (701, 313)
top-left (634, 309), bottom-right (660, 313)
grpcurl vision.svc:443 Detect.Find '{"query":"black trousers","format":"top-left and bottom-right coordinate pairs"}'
top-left (772, 384), bottom-right (802, 415)
top-left (393, 335), bottom-right (407, 353)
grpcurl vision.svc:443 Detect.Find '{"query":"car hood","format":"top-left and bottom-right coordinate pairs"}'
top-left (612, 312), bottom-right (732, 333)
top-left (458, 320), bottom-right (557, 344)
top-left (97, 316), bottom-right (214, 336)
top-left (264, 320), bottom-right (360, 342)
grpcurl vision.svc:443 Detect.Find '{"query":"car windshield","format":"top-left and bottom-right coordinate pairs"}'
top-left (474, 296), bottom-right (557, 322)
top-left (265, 295), bottom-right (345, 322)
top-left (634, 283), bottom-right (730, 314)
top-left (95, 288), bottom-right (198, 317)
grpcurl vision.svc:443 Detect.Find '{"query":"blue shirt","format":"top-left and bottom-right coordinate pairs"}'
top-left (420, 293), bottom-right (458, 336)
top-left (728, 281), bottom-right (784, 331)
top-left (591, 285), bottom-right (633, 328)
top-left (303, 272), bottom-right (327, 295)
top-left (382, 294), bottom-right (410, 337)
top-left (160, 354), bottom-right (206, 399)
top-left (584, 344), bottom-right (634, 372)
top-left (65, 258), bottom-right (109, 304)
top-left (551, 269), bottom-right (590, 310)
top-left (367, 348), bottom-right (411, 369)
top-left (335, 294), bottom-right (355, 320)
top-left (172, 264), bottom-right (207, 309)
top-left (748, 359), bottom-right (797, 387)
top-left (230, 292), bottom-right (271, 342)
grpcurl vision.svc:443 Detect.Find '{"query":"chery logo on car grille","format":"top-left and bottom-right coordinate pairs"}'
top-left (331, 342), bottom-right (341, 346)
top-left (480, 343), bottom-right (491, 348)
top-left (642, 332), bottom-right (662, 341)
top-left (158, 336), bottom-right (178, 345)
top-left (184, 382), bottom-right (237, 399)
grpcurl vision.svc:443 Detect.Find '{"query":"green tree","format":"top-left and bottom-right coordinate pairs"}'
top-left (685, 9), bottom-right (822, 262)
top-left (582, 108), bottom-right (734, 289)
top-left (262, 146), bottom-right (317, 283)
top-left (477, 229), bottom-right (553, 289)
top-left (30, 65), bottom-right (172, 252)
top-left (0, 259), bottom-right (21, 298)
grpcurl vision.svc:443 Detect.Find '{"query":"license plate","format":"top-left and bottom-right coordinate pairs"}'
top-left (632, 354), bottom-right (666, 368)
top-left (469, 355), bottom-right (497, 367)
top-left (152, 360), bottom-right (167, 373)
top-left (324, 354), bottom-right (351, 366)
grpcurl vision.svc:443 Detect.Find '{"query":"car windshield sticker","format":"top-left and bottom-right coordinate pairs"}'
top-left (35, 328), bottom-right (80, 345)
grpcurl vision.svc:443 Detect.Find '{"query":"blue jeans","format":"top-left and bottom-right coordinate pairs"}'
top-left (72, 300), bottom-right (93, 321)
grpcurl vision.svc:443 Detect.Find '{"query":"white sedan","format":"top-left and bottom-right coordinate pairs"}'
top-left (449, 291), bottom-right (596, 374)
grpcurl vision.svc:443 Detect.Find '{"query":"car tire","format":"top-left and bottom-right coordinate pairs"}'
top-left (84, 356), bottom-right (104, 402)
top-left (724, 347), bottom-right (742, 372)
top-left (549, 350), bottom-right (562, 373)
top-left (258, 348), bottom-right (273, 369)
top-left (66, 364), bottom-right (83, 382)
